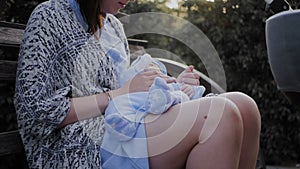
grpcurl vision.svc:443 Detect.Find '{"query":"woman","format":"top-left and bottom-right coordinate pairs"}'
top-left (14, 0), bottom-right (261, 168)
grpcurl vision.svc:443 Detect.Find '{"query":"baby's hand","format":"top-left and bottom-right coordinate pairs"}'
top-left (180, 84), bottom-right (194, 98)
top-left (176, 65), bottom-right (200, 86)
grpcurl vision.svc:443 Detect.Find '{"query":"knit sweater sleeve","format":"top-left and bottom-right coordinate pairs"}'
top-left (14, 3), bottom-right (71, 140)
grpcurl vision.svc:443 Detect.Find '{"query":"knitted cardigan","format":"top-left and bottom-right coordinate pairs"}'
top-left (14, 0), bottom-right (128, 168)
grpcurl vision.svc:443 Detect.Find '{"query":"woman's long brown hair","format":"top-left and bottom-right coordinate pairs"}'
top-left (76, 0), bottom-right (102, 34)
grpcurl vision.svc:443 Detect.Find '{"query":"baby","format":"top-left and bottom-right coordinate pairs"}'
top-left (104, 54), bottom-right (206, 141)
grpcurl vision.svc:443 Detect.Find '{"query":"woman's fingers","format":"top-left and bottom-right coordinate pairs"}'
top-left (142, 69), bottom-right (160, 75)
top-left (142, 70), bottom-right (176, 83)
top-left (123, 70), bottom-right (161, 93)
top-left (159, 74), bottom-right (177, 83)
top-left (181, 78), bottom-right (200, 86)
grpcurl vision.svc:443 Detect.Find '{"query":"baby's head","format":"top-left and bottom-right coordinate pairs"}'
top-left (148, 62), bottom-right (161, 72)
top-left (131, 54), bottom-right (168, 74)
top-left (148, 59), bottom-right (167, 75)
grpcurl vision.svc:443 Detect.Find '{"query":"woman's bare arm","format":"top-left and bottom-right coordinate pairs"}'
top-left (57, 69), bottom-right (162, 128)
top-left (57, 92), bottom-right (111, 128)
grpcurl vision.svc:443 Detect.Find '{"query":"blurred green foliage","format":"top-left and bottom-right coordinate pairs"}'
top-left (184, 0), bottom-right (300, 165)
top-left (123, 0), bottom-right (300, 165)
top-left (0, 0), bottom-right (299, 166)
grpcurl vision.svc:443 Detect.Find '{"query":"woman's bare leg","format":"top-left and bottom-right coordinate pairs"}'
top-left (219, 92), bottom-right (261, 169)
top-left (145, 96), bottom-right (244, 169)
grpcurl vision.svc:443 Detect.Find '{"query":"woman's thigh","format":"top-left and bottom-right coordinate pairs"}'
top-left (144, 96), bottom-right (242, 169)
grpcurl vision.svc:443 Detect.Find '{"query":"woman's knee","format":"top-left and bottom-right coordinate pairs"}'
top-left (219, 98), bottom-right (244, 130)
top-left (197, 97), bottom-right (243, 143)
top-left (230, 92), bottom-right (258, 109)
top-left (221, 92), bottom-right (261, 132)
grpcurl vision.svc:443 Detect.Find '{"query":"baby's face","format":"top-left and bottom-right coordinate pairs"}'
top-left (148, 62), bottom-right (161, 72)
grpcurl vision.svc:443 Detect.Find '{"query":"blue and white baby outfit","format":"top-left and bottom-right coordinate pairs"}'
top-left (101, 54), bottom-right (206, 168)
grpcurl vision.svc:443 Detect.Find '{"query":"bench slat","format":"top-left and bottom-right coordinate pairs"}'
top-left (0, 44), bottom-right (145, 83)
top-left (0, 21), bottom-right (148, 48)
top-left (0, 21), bottom-right (26, 29)
top-left (0, 130), bottom-right (25, 156)
top-left (0, 60), bottom-right (17, 82)
top-left (0, 25), bottom-right (24, 47)
top-left (127, 38), bottom-right (148, 48)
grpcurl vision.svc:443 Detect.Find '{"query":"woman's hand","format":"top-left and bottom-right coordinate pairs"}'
top-left (176, 65), bottom-right (200, 86)
top-left (126, 70), bottom-right (157, 93)
top-left (110, 70), bottom-right (176, 99)
top-left (122, 69), bottom-right (170, 93)
top-left (144, 67), bottom-right (177, 84)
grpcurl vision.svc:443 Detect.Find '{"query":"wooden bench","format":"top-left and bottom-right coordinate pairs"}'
top-left (0, 20), bottom-right (265, 169)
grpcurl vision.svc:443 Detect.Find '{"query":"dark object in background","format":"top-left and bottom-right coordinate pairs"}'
top-left (265, 0), bottom-right (300, 110)
top-left (265, 1), bottom-right (300, 165)
top-left (265, 8), bottom-right (300, 110)
top-left (265, 0), bottom-right (292, 14)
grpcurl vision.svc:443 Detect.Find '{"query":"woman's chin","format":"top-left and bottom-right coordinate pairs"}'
top-left (103, 9), bottom-right (120, 15)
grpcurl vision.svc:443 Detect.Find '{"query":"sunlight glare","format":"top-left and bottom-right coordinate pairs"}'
top-left (166, 0), bottom-right (179, 9)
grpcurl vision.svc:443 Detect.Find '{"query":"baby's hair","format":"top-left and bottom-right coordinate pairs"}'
top-left (150, 59), bottom-right (167, 75)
